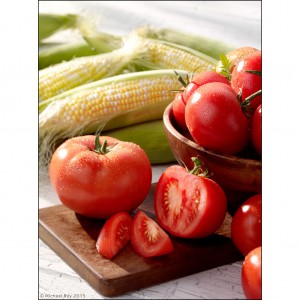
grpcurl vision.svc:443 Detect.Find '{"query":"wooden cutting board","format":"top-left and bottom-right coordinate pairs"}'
top-left (39, 184), bottom-right (243, 297)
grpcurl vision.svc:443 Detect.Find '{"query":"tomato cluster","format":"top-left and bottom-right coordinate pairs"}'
top-left (173, 48), bottom-right (262, 157)
top-left (171, 47), bottom-right (262, 299)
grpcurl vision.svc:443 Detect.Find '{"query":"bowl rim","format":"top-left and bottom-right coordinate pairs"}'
top-left (163, 102), bottom-right (262, 167)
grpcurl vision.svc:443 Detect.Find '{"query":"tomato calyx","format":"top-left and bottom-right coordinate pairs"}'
top-left (238, 89), bottom-right (262, 118)
top-left (89, 135), bottom-right (117, 155)
top-left (218, 54), bottom-right (232, 80)
top-left (183, 157), bottom-right (212, 178)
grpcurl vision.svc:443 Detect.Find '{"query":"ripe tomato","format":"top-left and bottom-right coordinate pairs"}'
top-left (185, 82), bottom-right (250, 155)
top-left (216, 46), bottom-right (258, 75)
top-left (49, 135), bottom-right (152, 219)
top-left (231, 50), bottom-right (262, 113)
top-left (241, 246), bottom-right (262, 299)
top-left (173, 72), bottom-right (230, 132)
top-left (251, 104), bottom-right (262, 155)
top-left (154, 158), bottom-right (227, 238)
top-left (231, 194), bottom-right (262, 256)
top-left (96, 212), bottom-right (133, 259)
top-left (182, 71), bottom-right (230, 104)
top-left (131, 210), bottom-right (173, 258)
top-left (172, 91), bottom-right (188, 131)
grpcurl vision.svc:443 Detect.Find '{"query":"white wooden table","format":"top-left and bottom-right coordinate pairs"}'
top-left (39, 1), bottom-right (261, 298)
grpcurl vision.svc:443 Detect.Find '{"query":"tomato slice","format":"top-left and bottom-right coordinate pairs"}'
top-left (131, 210), bottom-right (173, 258)
top-left (154, 165), bottom-right (227, 238)
top-left (96, 212), bottom-right (133, 259)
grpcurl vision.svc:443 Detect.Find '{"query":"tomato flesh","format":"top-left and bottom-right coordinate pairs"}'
top-left (96, 212), bottom-right (133, 259)
top-left (131, 210), bottom-right (173, 258)
top-left (241, 246), bottom-right (262, 299)
top-left (154, 165), bottom-right (227, 238)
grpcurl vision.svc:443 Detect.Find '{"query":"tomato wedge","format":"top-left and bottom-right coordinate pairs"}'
top-left (131, 210), bottom-right (173, 258)
top-left (96, 212), bottom-right (133, 259)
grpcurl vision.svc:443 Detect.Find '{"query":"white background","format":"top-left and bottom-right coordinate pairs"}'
top-left (1, 1), bottom-right (299, 299)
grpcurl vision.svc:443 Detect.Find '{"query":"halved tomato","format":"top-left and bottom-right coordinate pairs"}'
top-left (154, 158), bottom-right (227, 238)
top-left (96, 212), bottom-right (133, 259)
top-left (131, 210), bottom-right (173, 258)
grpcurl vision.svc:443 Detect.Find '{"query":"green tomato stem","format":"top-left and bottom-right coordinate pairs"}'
top-left (187, 157), bottom-right (211, 178)
top-left (90, 135), bottom-right (116, 155)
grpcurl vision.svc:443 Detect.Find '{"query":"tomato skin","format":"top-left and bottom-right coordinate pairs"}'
top-left (241, 246), bottom-right (262, 299)
top-left (172, 91), bottom-right (188, 131)
top-left (251, 105), bottom-right (262, 155)
top-left (131, 210), bottom-right (173, 258)
top-left (154, 165), bottom-right (227, 238)
top-left (216, 46), bottom-right (258, 74)
top-left (185, 82), bottom-right (250, 155)
top-left (231, 194), bottom-right (262, 256)
top-left (96, 212), bottom-right (133, 259)
top-left (182, 71), bottom-right (230, 104)
top-left (49, 135), bottom-right (152, 219)
top-left (173, 72), bottom-right (230, 132)
top-left (231, 51), bottom-right (262, 112)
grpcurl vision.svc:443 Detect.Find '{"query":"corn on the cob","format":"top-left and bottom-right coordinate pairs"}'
top-left (39, 32), bottom-right (217, 102)
top-left (77, 16), bottom-right (234, 60)
top-left (39, 13), bottom-right (78, 41)
top-left (38, 34), bottom-right (152, 102)
top-left (142, 39), bottom-right (217, 72)
top-left (39, 69), bottom-right (185, 165)
top-left (78, 18), bottom-right (218, 71)
top-left (103, 120), bottom-right (176, 164)
top-left (39, 41), bottom-right (99, 70)
top-left (136, 26), bottom-right (235, 60)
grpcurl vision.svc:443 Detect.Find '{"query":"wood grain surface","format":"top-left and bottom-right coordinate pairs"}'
top-left (39, 184), bottom-right (243, 297)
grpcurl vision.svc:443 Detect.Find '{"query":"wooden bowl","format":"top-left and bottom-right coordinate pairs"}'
top-left (163, 103), bottom-right (262, 207)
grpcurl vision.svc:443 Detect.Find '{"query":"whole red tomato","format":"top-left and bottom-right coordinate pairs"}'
top-left (154, 157), bottom-right (227, 238)
top-left (251, 104), bottom-right (262, 155)
top-left (216, 46), bottom-right (258, 75)
top-left (241, 246), bottom-right (262, 299)
top-left (185, 82), bottom-right (250, 155)
top-left (49, 135), bottom-right (152, 219)
top-left (172, 91), bottom-right (188, 131)
top-left (182, 71), bottom-right (230, 103)
top-left (173, 71), bottom-right (230, 132)
top-left (231, 50), bottom-right (262, 113)
top-left (231, 194), bottom-right (262, 256)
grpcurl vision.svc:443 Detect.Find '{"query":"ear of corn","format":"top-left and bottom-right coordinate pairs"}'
top-left (78, 18), bottom-right (218, 72)
top-left (143, 39), bottom-right (217, 72)
top-left (76, 15), bottom-right (234, 60)
top-left (103, 120), bottom-right (176, 164)
top-left (136, 26), bottom-right (235, 60)
top-left (38, 33), bottom-right (156, 102)
top-left (39, 41), bottom-right (99, 70)
top-left (39, 69), bottom-right (185, 165)
top-left (39, 31), bottom-right (217, 102)
top-left (39, 13), bottom-right (78, 41)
